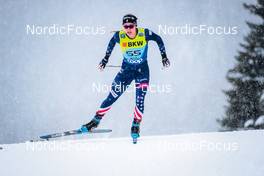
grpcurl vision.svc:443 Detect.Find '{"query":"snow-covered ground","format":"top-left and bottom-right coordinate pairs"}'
top-left (0, 130), bottom-right (263, 176)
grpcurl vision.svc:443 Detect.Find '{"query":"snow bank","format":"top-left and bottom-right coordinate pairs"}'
top-left (0, 130), bottom-right (264, 176)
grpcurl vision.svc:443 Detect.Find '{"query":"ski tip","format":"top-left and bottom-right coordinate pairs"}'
top-left (0, 146), bottom-right (3, 150)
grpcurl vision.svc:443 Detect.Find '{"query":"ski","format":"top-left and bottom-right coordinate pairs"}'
top-left (31, 128), bottom-right (112, 141)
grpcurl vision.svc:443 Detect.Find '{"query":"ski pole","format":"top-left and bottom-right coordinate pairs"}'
top-left (107, 65), bottom-right (121, 67)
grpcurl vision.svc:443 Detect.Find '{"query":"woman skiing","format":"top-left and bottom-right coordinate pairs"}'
top-left (81, 14), bottom-right (170, 141)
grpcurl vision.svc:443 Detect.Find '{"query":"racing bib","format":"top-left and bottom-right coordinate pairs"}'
top-left (119, 28), bottom-right (148, 65)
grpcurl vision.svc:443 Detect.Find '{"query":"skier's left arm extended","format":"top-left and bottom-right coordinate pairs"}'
top-left (145, 29), bottom-right (170, 67)
top-left (99, 32), bottom-right (120, 70)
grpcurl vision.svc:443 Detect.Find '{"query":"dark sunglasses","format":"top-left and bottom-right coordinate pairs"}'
top-left (123, 24), bottom-right (135, 29)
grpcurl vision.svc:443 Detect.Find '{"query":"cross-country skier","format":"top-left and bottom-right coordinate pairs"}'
top-left (81, 14), bottom-right (170, 140)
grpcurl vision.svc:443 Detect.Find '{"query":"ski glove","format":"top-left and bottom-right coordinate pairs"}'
top-left (161, 53), bottom-right (170, 68)
top-left (162, 57), bottom-right (170, 67)
top-left (99, 56), bottom-right (109, 70)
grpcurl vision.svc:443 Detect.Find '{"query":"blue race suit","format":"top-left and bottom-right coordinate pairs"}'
top-left (95, 28), bottom-right (167, 122)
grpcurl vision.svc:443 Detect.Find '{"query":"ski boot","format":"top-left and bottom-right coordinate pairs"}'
top-left (131, 120), bottom-right (140, 144)
top-left (81, 116), bottom-right (102, 133)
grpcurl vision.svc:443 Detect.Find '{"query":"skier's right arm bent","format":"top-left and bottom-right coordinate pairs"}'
top-left (98, 32), bottom-right (120, 70)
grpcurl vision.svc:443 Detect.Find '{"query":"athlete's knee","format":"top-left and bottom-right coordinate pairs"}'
top-left (135, 82), bottom-right (149, 93)
top-left (112, 79), bottom-right (127, 94)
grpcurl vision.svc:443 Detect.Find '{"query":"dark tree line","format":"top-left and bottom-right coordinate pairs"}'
top-left (219, 0), bottom-right (264, 130)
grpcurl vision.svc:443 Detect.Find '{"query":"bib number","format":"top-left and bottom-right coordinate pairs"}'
top-left (126, 50), bottom-right (141, 57)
